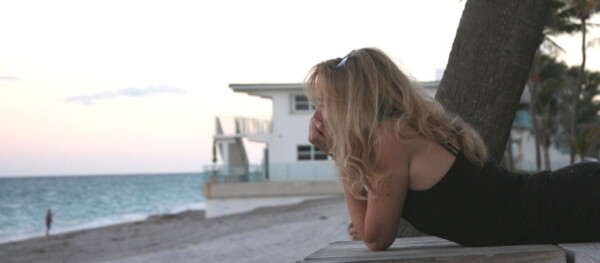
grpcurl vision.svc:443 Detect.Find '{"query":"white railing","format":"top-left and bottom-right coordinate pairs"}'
top-left (267, 162), bottom-right (337, 182)
top-left (215, 116), bottom-right (272, 136)
top-left (203, 162), bottom-right (337, 183)
top-left (203, 164), bottom-right (264, 183)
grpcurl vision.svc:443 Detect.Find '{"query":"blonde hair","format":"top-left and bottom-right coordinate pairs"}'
top-left (304, 48), bottom-right (487, 199)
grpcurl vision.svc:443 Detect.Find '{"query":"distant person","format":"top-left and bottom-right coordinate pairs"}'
top-left (306, 48), bottom-right (600, 250)
top-left (45, 209), bottom-right (53, 236)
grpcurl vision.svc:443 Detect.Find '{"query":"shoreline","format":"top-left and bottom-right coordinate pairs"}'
top-left (0, 209), bottom-right (206, 246)
top-left (0, 207), bottom-right (207, 246)
top-left (1, 196), bottom-right (349, 263)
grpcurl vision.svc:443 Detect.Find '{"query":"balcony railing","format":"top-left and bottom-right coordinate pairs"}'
top-left (203, 162), bottom-right (337, 183)
top-left (215, 116), bottom-right (272, 136)
top-left (204, 164), bottom-right (265, 183)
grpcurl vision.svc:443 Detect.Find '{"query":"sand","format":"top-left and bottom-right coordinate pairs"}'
top-left (0, 196), bottom-right (350, 263)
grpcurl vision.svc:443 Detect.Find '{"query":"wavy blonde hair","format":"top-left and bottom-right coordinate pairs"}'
top-left (305, 48), bottom-right (487, 199)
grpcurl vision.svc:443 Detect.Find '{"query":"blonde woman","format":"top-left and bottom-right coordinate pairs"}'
top-left (306, 48), bottom-right (600, 250)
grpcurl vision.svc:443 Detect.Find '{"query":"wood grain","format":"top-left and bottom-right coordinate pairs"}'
top-left (300, 237), bottom-right (565, 263)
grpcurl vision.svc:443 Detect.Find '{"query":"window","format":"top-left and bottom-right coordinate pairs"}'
top-left (297, 145), bottom-right (312, 160)
top-left (297, 145), bottom-right (328, 161)
top-left (293, 95), bottom-right (315, 111)
top-left (314, 146), bottom-right (328, 160)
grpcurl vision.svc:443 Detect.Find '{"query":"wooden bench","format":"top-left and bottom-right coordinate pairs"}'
top-left (559, 243), bottom-right (600, 263)
top-left (300, 237), bottom-right (600, 263)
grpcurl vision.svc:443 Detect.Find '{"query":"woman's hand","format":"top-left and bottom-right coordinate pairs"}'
top-left (348, 223), bottom-right (362, 241)
top-left (308, 109), bottom-right (332, 155)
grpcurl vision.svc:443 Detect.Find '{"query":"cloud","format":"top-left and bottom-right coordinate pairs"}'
top-left (65, 85), bottom-right (185, 105)
top-left (118, 86), bottom-right (185, 97)
top-left (65, 92), bottom-right (116, 106)
top-left (0, 76), bottom-right (19, 81)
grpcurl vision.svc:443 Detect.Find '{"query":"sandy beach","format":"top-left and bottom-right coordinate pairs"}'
top-left (0, 196), bottom-right (350, 263)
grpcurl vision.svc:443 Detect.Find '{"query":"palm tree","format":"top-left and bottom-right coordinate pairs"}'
top-left (573, 124), bottom-right (600, 161)
top-left (531, 55), bottom-right (569, 170)
top-left (577, 71), bottom-right (600, 123)
top-left (528, 0), bottom-right (600, 167)
top-left (529, 57), bottom-right (600, 170)
top-left (561, 0), bottom-right (599, 163)
top-left (525, 0), bottom-right (581, 171)
top-left (572, 70), bottom-right (600, 160)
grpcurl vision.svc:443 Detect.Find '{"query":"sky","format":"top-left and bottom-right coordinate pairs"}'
top-left (0, 1), bottom-right (599, 177)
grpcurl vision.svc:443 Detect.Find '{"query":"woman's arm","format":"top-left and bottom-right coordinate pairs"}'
top-left (309, 111), bottom-right (410, 250)
top-left (343, 181), bottom-right (367, 241)
top-left (344, 126), bottom-right (411, 250)
top-left (343, 148), bottom-right (409, 251)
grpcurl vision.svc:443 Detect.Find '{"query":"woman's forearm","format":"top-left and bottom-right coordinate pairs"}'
top-left (343, 181), bottom-right (368, 239)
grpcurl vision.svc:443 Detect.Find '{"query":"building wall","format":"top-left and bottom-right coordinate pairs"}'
top-left (264, 91), bottom-right (334, 181)
top-left (269, 91), bottom-right (313, 163)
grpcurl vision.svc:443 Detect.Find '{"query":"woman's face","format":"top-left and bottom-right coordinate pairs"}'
top-left (314, 84), bottom-right (329, 121)
top-left (315, 101), bottom-right (329, 123)
top-left (314, 108), bottom-right (323, 120)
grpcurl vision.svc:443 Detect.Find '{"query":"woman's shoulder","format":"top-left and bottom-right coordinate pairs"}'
top-left (377, 119), bottom-right (417, 141)
top-left (376, 120), bottom-right (460, 190)
top-left (376, 121), bottom-right (425, 150)
top-left (373, 122), bottom-right (424, 172)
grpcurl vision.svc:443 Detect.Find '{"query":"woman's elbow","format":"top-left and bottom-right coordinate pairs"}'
top-left (363, 236), bottom-right (394, 251)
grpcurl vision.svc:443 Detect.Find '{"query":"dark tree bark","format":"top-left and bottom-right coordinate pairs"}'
top-left (436, 0), bottom-right (551, 163)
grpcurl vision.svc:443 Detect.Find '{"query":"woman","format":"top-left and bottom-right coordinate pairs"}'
top-left (306, 48), bottom-right (600, 250)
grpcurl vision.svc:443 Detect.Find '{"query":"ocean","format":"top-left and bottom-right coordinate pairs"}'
top-left (0, 173), bottom-right (209, 243)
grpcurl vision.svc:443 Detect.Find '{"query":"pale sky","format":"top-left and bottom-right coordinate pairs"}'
top-left (0, 0), bottom-right (598, 176)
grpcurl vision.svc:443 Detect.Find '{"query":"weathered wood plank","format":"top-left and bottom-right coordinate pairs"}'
top-left (300, 237), bottom-right (565, 263)
top-left (559, 243), bottom-right (600, 263)
top-left (311, 237), bottom-right (458, 255)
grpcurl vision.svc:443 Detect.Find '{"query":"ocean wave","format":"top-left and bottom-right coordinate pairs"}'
top-left (0, 173), bottom-right (209, 244)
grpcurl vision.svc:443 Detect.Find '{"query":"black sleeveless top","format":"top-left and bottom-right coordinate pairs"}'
top-left (402, 149), bottom-right (600, 246)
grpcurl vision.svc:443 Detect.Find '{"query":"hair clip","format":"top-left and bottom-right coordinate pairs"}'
top-left (337, 55), bottom-right (349, 68)
top-left (336, 50), bottom-right (354, 68)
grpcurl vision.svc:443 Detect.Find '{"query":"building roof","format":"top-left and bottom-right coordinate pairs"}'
top-left (230, 83), bottom-right (304, 93)
top-left (418, 81), bottom-right (441, 89)
top-left (230, 81), bottom-right (441, 94)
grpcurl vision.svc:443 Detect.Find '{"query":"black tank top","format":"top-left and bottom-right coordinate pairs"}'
top-left (401, 151), bottom-right (559, 246)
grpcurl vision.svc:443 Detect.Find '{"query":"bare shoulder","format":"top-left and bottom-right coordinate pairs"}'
top-left (374, 120), bottom-right (458, 191)
top-left (372, 122), bottom-right (422, 174)
top-left (376, 121), bottom-right (426, 150)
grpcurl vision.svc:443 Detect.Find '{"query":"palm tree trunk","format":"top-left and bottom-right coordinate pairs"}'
top-left (436, 0), bottom-right (550, 162)
top-left (533, 115), bottom-right (543, 172)
top-left (571, 17), bottom-right (588, 164)
top-left (528, 83), bottom-right (542, 172)
top-left (543, 144), bottom-right (552, 171)
top-left (542, 109), bottom-right (552, 170)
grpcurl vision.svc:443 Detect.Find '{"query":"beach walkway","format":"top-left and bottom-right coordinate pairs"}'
top-left (300, 236), bottom-right (600, 263)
